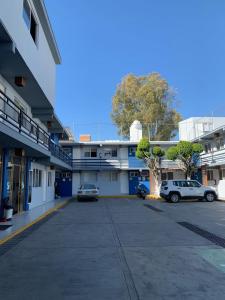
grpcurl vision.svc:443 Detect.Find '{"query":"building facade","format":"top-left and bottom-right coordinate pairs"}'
top-left (0, 0), bottom-right (71, 216)
top-left (193, 125), bottom-right (225, 200)
top-left (59, 139), bottom-right (184, 196)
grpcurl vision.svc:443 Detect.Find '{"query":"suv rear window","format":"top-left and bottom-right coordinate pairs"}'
top-left (161, 181), bottom-right (168, 187)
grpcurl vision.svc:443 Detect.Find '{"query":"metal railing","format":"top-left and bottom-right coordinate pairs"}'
top-left (72, 159), bottom-right (129, 170)
top-left (50, 142), bottom-right (72, 166)
top-left (0, 90), bottom-right (71, 166)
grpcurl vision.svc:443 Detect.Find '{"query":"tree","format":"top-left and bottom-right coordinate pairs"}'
top-left (136, 138), bottom-right (165, 195)
top-left (166, 141), bottom-right (204, 179)
top-left (111, 73), bottom-right (181, 140)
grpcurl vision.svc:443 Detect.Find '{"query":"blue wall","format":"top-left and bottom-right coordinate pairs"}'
top-left (128, 146), bottom-right (146, 169)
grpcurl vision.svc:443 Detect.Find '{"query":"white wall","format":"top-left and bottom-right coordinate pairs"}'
top-left (119, 147), bottom-right (128, 160)
top-left (0, 75), bottom-right (48, 132)
top-left (30, 162), bottom-right (55, 209)
top-left (179, 117), bottom-right (225, 141)
top-left (73, 171), bottom-right (128, 196)
top-left (120, 171), bottom-right (129, 194)
top-left (98, 171), bottom-right (120, 195)
top-left (72, 173), bottom-right (81, 195)
top-left (0, 0), bottom-right (56, 106)
top-left (73, 147), bottom-right (81, 159)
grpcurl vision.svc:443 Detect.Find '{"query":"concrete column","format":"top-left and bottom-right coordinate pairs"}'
top-left (24, 158), bottom-right (31, 211)
top-left (0, 148), bottom-right (9, 216)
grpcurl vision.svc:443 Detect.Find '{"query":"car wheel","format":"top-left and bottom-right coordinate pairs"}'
top-left (205, 192), bottom-right (215, 202)
top-left (170, 193), bottom-right (180, 203)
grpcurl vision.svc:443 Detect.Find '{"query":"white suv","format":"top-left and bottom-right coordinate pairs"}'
top-left (160, 180), bottom-right (217, 203)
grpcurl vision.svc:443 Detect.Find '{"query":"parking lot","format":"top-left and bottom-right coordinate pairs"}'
top-left (1, 198), bottom-right (225, 299)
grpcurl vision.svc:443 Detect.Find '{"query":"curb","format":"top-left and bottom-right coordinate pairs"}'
top-left (0, 198), bottom-right (72, 245)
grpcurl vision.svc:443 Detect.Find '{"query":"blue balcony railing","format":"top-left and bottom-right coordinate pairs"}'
top-left (0, 90), bottom-right (71, 167)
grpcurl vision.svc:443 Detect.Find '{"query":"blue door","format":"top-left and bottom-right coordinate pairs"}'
top-left (55, 172), bottom-right (72, 197)
top-left (129, 170), bottom-right (150, 195)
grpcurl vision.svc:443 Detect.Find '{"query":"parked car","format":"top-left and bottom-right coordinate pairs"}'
top-left (160, 180), bottom-right (217, 203)
top-left (77, 184), bottom-right (99, 201)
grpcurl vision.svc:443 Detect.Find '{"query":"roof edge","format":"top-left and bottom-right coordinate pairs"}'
top-left (33, 0), bottom-right (61, 65)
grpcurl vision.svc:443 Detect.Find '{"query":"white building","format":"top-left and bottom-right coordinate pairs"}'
top-left (60, 122), bottom-right (184, 196)
top-left (193, 125), bottom-right (225, 200)
top-left (179, 117), bottom-right (225, 141)
top-left (0, 0), bottom-right (71, 215)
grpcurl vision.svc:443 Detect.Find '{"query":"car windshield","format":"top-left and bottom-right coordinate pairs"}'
top-left (81, 184), bottom-right (96, 190)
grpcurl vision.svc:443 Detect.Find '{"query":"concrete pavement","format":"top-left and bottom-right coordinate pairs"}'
top-left (0, 198), bottom-right (225, 299)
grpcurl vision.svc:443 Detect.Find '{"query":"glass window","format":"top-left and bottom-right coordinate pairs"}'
top-left (168, 172), bottom-right (173, 180)
top-left (188, 181), bottom-right (201, 187)
top-left (33, 169), bottom-right (42, 187)
top-left (112, 149), bottom-right (117, 157)
top-left (91, 148), bottom-right (97, 157)
top-left (161, 173), bottom-right (167, 180)
top-left (84, 148), bottom-right (97, 158)
top-left (23, 0), bottom-right (30, 28)
top-left (23, 0), bottom-right (38, 44)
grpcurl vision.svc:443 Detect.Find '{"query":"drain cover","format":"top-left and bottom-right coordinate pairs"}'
top-left (144, 204), bottom-right (163, 212)
top-left (0, 225), bottom-right (12, 231)
top-left (178, 222), bottom-right (225, 248)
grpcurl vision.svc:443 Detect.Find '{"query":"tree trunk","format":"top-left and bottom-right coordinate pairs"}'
top-left (150, 171), bottom-right (160, 196)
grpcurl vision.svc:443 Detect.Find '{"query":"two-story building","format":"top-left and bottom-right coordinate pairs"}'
top-left (60, 121), bottom-right (184, 196)
top-left (0, 0), bottom-right (71, 216)
top-left (193, 125), bottom-right (225, 200)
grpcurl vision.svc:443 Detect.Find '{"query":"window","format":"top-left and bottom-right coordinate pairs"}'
top-left (48, 172), bottom-right (52, 187)
top-left (130, 171), bottom-right (139, 178)
top-left (219, 169), bottom-right (225, 180)
top-left (112, 149), bottom-right (117, 157)
top-left (207, 170), bottom-right (214, 181)
top-left (23, 0), bottom-right (38, 44)
top-left (33, 169), bottom-right (42, 187)
top-left (161, 173), bottom-right (167, 181)
top-left (161, 172), bottom-right (173, 180)
top-left (84, 148), bottom-right (97, 158)
top-left (205, 143), bottom-right (212, 153)
top-left (129, 147), bottom-right (136, 156)
top-left (168, 172), bottom-right (173, 180)
top-left (219, 138), bottom-right (224, 150)
top-left (188, 181), bottom-right (201, 187)
top-left (203, 122), bottom-right (213, 132)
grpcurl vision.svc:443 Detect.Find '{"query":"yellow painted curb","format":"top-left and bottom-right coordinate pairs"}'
top-left (0, 198), bottom-right (71, 245)
top-left (146, 194), bottom-right (163, 200)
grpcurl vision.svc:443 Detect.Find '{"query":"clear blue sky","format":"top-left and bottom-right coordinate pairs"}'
top-left (45, 0), bottom-right (225, 140)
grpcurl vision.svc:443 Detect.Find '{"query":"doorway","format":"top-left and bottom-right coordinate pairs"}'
top-left (7, 153), bottom-right (25, 214)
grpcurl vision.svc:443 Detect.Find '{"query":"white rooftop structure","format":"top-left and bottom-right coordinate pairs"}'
top-left (129, 120), bottom-right (143, 142)
top-left (179, 117), bottom-right (225, 141)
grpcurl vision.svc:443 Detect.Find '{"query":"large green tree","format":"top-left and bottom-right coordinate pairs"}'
top-left (111, 73), bottom-right (181, 140)
top-left (167, 141), bottom-right (204, 179)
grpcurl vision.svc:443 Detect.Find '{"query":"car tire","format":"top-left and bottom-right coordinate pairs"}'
top-left (170, 193), bottom-right (180, 203)
top-left (205, 192), bottom-right (216, 202)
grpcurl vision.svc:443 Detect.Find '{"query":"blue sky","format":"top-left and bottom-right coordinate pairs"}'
top-left (45, 0), bottom-right (225, 140)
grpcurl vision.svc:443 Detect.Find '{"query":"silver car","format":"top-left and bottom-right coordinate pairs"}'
top-left (77, 184), bottom-right (99, 201)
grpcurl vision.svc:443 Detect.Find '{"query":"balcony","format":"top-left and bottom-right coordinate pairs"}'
top-left (0, 90), bottom-right (71, 167)
top-left (72, 159), bottom-right (129, 170)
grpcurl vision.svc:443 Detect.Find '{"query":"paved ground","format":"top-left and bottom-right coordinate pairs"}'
top-left (1, 198), bottom-right (225, 299)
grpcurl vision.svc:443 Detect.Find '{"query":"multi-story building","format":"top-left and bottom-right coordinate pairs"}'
top-left (193, 125), bottom-right (225, 200)
top-left (179, 117), bottom-right (225, 141)
top-left (0, 0), bottom-right (71, 215)
top-left (60, 122), bottom-right (184, 196)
